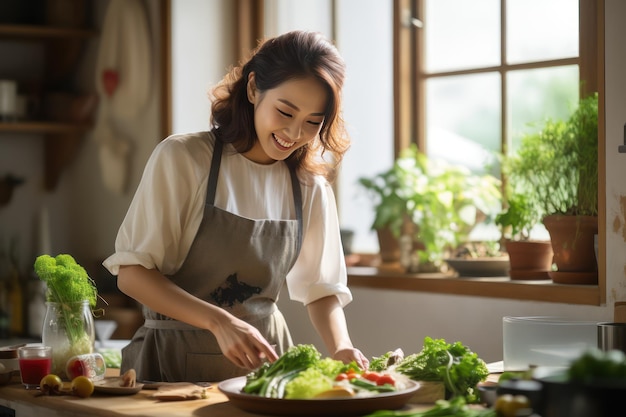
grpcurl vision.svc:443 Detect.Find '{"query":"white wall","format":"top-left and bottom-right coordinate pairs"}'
top-left (171, 0), bottom-right (234, 134)
top-left (603, 0), bottom-right (626, 308)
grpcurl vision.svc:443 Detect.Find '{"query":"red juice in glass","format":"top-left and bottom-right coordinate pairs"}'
top-left (18, 346), bottom-right (52, 389)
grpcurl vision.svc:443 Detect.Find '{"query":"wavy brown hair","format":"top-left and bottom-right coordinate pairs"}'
top-left (209, 30), bottom-right (350, 181)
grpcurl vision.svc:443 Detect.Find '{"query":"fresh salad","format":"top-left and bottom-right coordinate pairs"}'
top-left (242, 344), bottom-right (408, 399)
top-left (243, 337), bottom-right (489, 403)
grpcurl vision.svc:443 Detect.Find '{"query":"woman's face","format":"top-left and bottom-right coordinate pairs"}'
top-left (245, 73), bottom-right (327, 164)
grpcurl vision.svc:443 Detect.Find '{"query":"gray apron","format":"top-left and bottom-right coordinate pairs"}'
top-left (120, 135), bottom-right (303, 382)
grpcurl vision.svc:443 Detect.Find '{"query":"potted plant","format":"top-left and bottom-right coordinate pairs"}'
top-left (503, 92), bottom-right (598, 284)
top-left (356, 155), bottom-right (415, 263)
top-left (358, 145), bottom-right (502, 272)
top-left (495, 192), bottom-right (554, 280)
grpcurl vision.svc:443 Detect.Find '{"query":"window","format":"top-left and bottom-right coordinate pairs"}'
top-left (394, 0), bottom-right (599, 241)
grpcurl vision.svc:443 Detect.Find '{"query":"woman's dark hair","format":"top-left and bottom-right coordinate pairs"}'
top-left (210, 30), bottom-right (349, 180)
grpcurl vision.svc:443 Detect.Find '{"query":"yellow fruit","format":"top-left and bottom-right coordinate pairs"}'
top-left (39, 374), bottom-right (63, 395)
top-left (40, 374), bottom-right (62, 394)
top-left (71, 375), bottom-right (95, 398)
top-left (494, 394), bottom-right (531, 417)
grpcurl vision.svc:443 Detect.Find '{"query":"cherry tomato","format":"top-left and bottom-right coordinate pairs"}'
top-left (67, 358), bottom-right (86, 379)
top-left (362, 371), bottom-right (382, 383)
top-left (71, 375), bottom-right (95, 398)
top-left (376, 374), bottom-right (396, 386)
top-left (346, 370), bottom-right (360, 380)
top-left (335, 372), bottom-right (349, 381)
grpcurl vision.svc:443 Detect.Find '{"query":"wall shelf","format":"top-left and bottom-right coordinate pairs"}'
top-left (0, 24), bottom-right (97, 39)
top-left (0, 22), bottom-right (98, 190)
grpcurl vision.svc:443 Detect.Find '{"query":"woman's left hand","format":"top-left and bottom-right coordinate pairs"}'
top-left (333, 348), bottom-right (370, 370)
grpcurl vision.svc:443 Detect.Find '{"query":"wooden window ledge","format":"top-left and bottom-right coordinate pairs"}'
top-left (347, 264), bottom-right (601, 306)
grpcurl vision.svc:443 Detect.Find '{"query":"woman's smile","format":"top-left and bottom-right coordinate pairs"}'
top-left (273, 133), bottom-right (296, 150)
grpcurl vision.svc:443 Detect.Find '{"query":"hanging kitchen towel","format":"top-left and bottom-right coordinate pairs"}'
top-left (93, 0), bottom-right (152, 194)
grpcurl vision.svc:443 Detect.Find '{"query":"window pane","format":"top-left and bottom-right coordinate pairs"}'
top-left (506, 0), bottom-right (578, 64)
top-left (426, 73), bottom-right (501, 176)
top-left (507, 65), bottom-right (580, 152)
top-left (425, 0), bottom-right (500, 73)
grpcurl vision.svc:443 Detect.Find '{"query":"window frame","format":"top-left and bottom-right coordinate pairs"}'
top-left (394, 0), bottom-right (599, 155)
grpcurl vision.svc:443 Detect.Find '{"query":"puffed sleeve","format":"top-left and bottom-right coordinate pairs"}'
top-left (285, 178), bottom-right (353, 307)
top-left (103, 135), bottom-right (208, 276)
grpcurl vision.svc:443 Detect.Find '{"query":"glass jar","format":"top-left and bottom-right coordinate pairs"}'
top-left (42, 300), bottom-right (95, 378)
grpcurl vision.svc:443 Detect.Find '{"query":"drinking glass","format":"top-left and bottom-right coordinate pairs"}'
top-left (18, 345), bottom-right (52, 389)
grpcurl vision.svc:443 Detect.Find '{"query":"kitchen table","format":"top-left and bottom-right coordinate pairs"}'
top-left (0, 370), bottom-right (496, 417)
top-left (0, 374), bottom-right (429, 417)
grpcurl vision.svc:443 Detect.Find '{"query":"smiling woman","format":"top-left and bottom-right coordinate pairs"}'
top-left (104, 28), bottom-right (371, 383)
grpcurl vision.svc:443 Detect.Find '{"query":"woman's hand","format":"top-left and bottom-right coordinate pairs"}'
top-left (117, 265), bottom-right (279, 370)
top-left (333, 347), bottom-right (370, 370)
top-left (210, 312), bottom-right (279, 370)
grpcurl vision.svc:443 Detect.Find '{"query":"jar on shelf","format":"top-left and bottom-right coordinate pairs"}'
top-left (41, 300), bottom-right (95, 379)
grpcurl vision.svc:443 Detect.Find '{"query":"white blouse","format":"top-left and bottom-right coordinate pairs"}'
top-left (103, 131), bottom-right (352, 307)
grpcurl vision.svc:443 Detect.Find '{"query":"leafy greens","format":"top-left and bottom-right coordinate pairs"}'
top-left (391, 337), bottom-right (488, 403)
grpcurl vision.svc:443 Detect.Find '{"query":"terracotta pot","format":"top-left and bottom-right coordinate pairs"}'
top-left (376, 226), bottom-right (400, 263)
top-left (505, 240), bottom-right (554, 280)
top-left (543, 215), bottom-right (598, 285)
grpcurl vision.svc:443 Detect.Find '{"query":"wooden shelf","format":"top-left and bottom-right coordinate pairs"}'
top-left (0, 24), bottom-right (97, 40)
top-left (347, 266), bottom-right (601, 306)
top-left (0, 21), bottom-right (98, 191)
top-left (0, 122), bottom-right (92, 190)
top-left (0, 121), bottom-right (91, 135)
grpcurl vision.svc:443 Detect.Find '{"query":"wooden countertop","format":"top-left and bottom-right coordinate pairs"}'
top-left (0, 373), bottom-right (443, 417)
top-left (0, 370), bottom-right (496, 417)
top-left (0, 375), bottom-right (250, 417)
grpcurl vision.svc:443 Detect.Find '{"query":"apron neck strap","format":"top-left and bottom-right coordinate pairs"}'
top-left (206, 135), bottom-right (303, 256)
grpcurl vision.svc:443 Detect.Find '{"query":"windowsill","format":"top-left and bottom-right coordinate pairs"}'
top-left (347, 264), bottom-right (602, 306)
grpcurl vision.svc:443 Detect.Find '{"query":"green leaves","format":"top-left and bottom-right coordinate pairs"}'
top-left (394, 337), bottom-right (489, 404)
top-left (363, 396), bottom-right (496, 417)
top-left (503, 92), bottom-right (598, 219)
top-left (567, 348), bottom-right (626, 382)
top-left (358, 145), bottom-right (502, 267)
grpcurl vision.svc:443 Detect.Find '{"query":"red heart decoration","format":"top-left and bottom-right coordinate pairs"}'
top-left (102, 69), bottom-right (119, 97)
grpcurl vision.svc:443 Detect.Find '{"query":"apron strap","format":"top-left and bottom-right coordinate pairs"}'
top-left (289, 167), bottom-right (303, 257)
top-left (206, 135), bottom-right (223, 206)
top-left (206, 133), bottom-right (303, 256)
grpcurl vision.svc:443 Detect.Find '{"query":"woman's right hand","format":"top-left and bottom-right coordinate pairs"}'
top-left (210, 312), bottom-right (279, 370)
top-left (118, 265), bottom-right (279, 369)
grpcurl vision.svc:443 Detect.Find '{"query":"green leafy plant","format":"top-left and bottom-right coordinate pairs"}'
top-left (358, 145), bottom-right (502, 268)
top-left (494, 193), bottom-right (542, 241)
top-left (391, 336), bottom-right (489, 404)
top-left (503, 92), bottom-right (598, 220)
